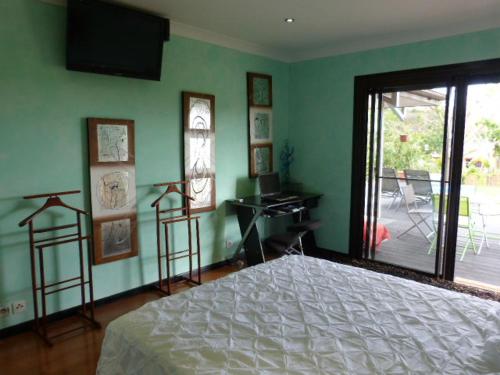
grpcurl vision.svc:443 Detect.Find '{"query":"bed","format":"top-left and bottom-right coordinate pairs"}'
top-left (97, 255), bottom-right (500, 374)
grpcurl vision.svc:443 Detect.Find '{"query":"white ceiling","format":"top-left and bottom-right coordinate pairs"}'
top-left (43, 0), bottom-right (500, 62)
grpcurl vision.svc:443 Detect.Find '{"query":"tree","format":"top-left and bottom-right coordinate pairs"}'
top-left (479, 119), bottom-right (500, 158)
top-left (382, 105), bottom-right (444, 173)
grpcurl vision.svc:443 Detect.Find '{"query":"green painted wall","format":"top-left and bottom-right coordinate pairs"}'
top-left (289, 28), bottom-right (500, 253)
top-left (0, 0), bottom-right (290, 329)
top-left (2, 0), bottom-right (500, 331)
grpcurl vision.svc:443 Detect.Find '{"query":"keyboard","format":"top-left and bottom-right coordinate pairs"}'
top-left (263, 194), bottom-right (300, 202)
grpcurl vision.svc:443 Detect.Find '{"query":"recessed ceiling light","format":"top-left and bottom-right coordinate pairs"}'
top-left (284, 18), bottom-right (295, 23)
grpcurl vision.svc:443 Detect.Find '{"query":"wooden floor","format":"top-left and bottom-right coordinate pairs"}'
top-left (374, 196), bottom-right (500, 288)
top-left (3, 224), bottom-right (499, 374)
top-left (0, 263), bottom-right (240, 375)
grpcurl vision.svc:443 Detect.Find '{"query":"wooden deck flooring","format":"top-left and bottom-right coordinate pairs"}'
top-left (373, 197), bottom-right (500, 288)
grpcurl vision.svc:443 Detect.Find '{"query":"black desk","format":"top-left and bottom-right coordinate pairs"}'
top-left (227, 193), bottom-right (322, 266)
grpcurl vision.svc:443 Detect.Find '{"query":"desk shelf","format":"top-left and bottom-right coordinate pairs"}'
top-left (228, 192), bottom-right (322, 266)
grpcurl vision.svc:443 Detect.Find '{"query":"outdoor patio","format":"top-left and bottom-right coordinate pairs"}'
top-left (373, 194), bottom-right (500, 290)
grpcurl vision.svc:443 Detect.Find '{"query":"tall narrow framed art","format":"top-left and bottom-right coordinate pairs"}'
top-left (88, 118), bottom-right (138, 264)
top-left (183, 91), bottom-right (216, 214)
top-left (247, 72), bottom-right (273, 177)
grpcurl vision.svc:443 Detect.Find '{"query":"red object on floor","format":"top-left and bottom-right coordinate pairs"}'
top-left (364, 221), bottom-right (392, 250)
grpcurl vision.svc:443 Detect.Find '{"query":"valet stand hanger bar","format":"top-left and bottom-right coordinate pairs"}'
top-left (153, 180), bottom-right (189, 187)
top-left (18, 190), bottom-right (100, 347)
top-left (19, 190), bottom-right (86, 227)
top-left (23, 190), bottom-right (82, 199)
top-left (151, 180), bottom-right (195, 208)
top-left (151, 181), bottom-right (201, 295)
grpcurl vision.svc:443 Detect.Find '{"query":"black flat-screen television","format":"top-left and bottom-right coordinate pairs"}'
top-left (66, 0), bottom-right (169, 81)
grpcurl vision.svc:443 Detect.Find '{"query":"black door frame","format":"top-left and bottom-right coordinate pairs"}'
top-left (349, 58), bottom-right (500, 280)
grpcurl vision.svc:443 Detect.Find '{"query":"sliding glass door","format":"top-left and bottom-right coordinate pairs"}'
top-left (453, 82), bottom-right (500, 290)
top-left (364, 87), bottom-right (453, 275)
top-left (350, 59), bottom-right (500, 285)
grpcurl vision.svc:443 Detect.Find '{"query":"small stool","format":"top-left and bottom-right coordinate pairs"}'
top-left (286, 220), bottom-right (322, 255)
top-left (266, 219), bottom-right (322, 256)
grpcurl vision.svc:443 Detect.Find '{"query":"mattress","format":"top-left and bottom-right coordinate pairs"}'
top-left (97, 255), bottom-right (500, 375)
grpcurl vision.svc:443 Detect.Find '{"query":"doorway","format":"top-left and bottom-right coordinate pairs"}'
top-left (363, 87), bottom-right (453, 277)
top-left (350, 59), bottom-right (500, 287)
top-left (364, 88), bottom-right (452, 275)
top-left (453, 83), bottom-right (500, 290)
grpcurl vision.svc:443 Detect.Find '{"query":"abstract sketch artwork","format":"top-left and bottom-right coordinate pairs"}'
top-left (190, 137), bottom-right (211, 174)
top-left (247, 73), bottom-right (273, 177)
top-left (253, 77), bottom-right (270, 106)
top-left (255, 146), bottom-right (271, 174)
top-left (97, 171), bottom-right (129, 210)
top-left (190, 178), bottom-right (212, 209)
top-left (248, 72), bottom-right (272, 107)
top-left (101, 219), bottom-right (131, 258)
top-left (189, 98), bottom-right (212, 186)
top-left (189, 98), bottom-right (211, 130)
top-left (254, 113), bottom-right (270, 139)
top-left (250, 107), bottom-right (272, 144)
top-left (97, 124), bottom-right (129, 162)
top-left (184, 92), bottom-right (216, 213)
top-left (88, 118), bottom-right (138, 264)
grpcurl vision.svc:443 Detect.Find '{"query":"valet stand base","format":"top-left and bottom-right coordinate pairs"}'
top-left (156, 215), bottom-right (202, 296)
top-left (33, 308), bottom-right (101, 347)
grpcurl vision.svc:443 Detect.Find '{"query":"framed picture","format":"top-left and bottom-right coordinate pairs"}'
top-left (92, 214), bottom-right (138, 264)
top-left (88, 118), bottom-right (135, 165)
top-left (183, 92), bottom-right (216, 213)
top-left (247, 72), bottom-right (273, 177)
top-left (249, 107), bottom-right (273, 144)
top-left (247, 72), bottom-right (272, 107)
top-left (250, 143), bottom-right (273, 177)
top-left (88, 118), bottom-right (138, 264)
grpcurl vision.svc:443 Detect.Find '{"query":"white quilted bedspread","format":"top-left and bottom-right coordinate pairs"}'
top-left (97, 255), bottom-right (500, 375)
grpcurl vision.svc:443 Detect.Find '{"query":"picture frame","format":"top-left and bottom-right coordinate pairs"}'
top-left (88, 118), bottom-right (138, 264)
top-left (88, 118), bottom-right (135, 166)
top-left (250, 143), bottom-right (273, 177)
top-left (247, 72), bottom-right (273, 177)
top-left (182, 91), bottom-right (216, 214)
top-left (247, 72), bottom-right (272, 107)
top-left (92, 214), bottom-right (138, 264)
top-left (249, 107), bottom-right (273, 144)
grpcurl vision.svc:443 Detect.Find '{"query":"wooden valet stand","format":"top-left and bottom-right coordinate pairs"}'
top-left (151, 181), bottom-right (202, 295)
top-left (18, 190), bottom-right (100, 346)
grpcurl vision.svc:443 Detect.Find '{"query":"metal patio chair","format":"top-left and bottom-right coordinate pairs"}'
top-left (397, 184), bottom-right (433, 242)
top-left (404, 169), bottom-right (433, 203)
top-left (381, 167), bottom-right (402, 209)
top-left (428, 194), bottom-right (477, 261)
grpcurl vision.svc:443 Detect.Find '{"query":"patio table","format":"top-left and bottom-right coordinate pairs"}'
top-left (471, 200), bottom-right (500, 253)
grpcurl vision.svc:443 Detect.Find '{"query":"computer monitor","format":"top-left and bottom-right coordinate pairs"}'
top-left (258, 172), bottom-right (281, 196)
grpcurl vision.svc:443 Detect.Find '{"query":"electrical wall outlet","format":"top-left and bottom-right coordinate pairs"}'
top-left (12, 300), bottom-right (26, 314)
top-left (0, 305), bottom-right (10, 318)
top-left (225, 239), bottom-right (234, 249)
